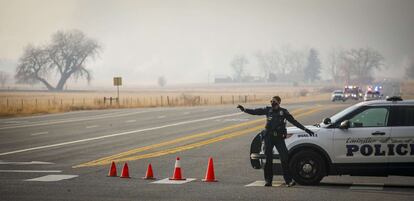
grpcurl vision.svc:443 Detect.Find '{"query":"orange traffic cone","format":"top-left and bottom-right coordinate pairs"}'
top-left (107, 161), bottom-right (117, 177)
top-left (202, 157), bottom-right (217, 182)
top-left (120, 162), bottom-right (130, 178)
top-left (169, 157), bottom-right (186, 180)
top-left (143, 163), bottom-right (156, 180)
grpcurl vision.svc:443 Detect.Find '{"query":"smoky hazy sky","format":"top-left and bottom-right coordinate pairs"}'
top-left (1, 0), bottom-right (413, 87)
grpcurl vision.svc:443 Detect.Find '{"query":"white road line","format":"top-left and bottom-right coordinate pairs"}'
top-left (0, 161), bottom-right (54, 165)
top-left (2, 121), bottom-right (29, 124)
top-left (182, 112), bottom-right (190, 115)
top-left (0, 112), bottom-right (243, 156)
top-left (0, 110), bottom-right (125, 125)
top-left (26, 174), bottom-right (78, 182)
top-left (219, 118), bottom-right (250, 122)
top-left (0, 110), bottom-right (89, 121)
top-left (86, 125), bottom-right (98, 129)
top-left (125, 120), bottom-right (136, 123)
top-left (31, 131), bottom-right (49, 136)
top-left (157, 115), bottom-right (166, 119)
top-left (0, 170), bottom-right (62, 173)
top-left (0, 110), bottom-right (155, 130)
top-left (152, 178), bottom-right (196, 184)
top-left (245, 181), bottom-right (284, 187)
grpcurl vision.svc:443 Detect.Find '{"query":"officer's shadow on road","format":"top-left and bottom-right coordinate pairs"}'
top-left (305, 182), bottom-right (414, 194)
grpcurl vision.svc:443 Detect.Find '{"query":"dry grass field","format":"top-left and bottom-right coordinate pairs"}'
top-left (401, 80), bottom-right (414, 99)
top-left (0, 84), bottom-right (331, 117)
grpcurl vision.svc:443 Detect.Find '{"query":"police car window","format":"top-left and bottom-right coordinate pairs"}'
top-left (393, 106), bottom-right (414, 126)
top-left (348, 107), bottom-right (389, 128)
top-left (330, 104), bottom-right (360, 124)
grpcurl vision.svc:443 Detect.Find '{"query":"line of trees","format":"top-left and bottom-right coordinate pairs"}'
top-left (255, 46), bottom-right (308, 83)
top-left (230, 46), bottom-right (386, 85)
top-left (232, 46), bottom-right (320, 83)
top-left (328, 47), bottom-right (384, 84)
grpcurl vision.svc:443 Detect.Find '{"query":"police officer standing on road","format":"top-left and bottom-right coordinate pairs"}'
top-left (237, 96), bottom-right (314, 187)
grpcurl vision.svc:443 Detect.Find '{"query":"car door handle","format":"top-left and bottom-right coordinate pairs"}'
top-left (371, 131), bottom-right (386, 136)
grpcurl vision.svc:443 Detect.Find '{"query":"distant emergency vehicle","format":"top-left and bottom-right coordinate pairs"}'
top-left (364, 85), bottom-right (383, 101)
top-left (343, 85), bottom-right (363, 100)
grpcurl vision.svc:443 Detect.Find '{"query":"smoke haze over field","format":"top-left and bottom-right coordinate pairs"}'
top-left (1, 0), bottom-right (413, 88)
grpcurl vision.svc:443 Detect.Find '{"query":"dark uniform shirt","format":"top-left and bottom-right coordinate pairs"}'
top-left (244, 106), bottom-right (306, 136)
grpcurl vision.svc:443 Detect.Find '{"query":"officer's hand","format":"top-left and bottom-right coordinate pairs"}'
top-left (305, 129), bottom-right (315, 137)
top-left (237, 105), bottom-right (245, 112)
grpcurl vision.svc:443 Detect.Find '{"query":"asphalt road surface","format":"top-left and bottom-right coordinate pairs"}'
top-left (1, 100), bottom-right (413, 201)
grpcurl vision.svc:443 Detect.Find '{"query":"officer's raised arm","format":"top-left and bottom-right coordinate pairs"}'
top-left (284, 109), bottom-right (315, 136)
top-left (237, 105), bottom-right (267, 115)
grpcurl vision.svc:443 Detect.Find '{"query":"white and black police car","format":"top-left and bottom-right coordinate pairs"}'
top-left (250, 96), bottom-right (414, 185)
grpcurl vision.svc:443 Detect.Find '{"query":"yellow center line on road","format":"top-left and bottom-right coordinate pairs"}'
top-left (73, 118), bottom-right (266, 168)
top-left (73, 106), bottom-right (323, 168)
top-left (115, 125), bottom-right (265, 163)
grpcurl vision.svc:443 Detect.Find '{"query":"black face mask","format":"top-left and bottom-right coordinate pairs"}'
top-left (271, 101), bottom-right (279, 108)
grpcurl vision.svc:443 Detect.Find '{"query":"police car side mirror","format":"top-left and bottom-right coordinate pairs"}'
top-left (323, 118), bottom-right (331, 125)
top-left (339, 120), bottom-right (350, 129)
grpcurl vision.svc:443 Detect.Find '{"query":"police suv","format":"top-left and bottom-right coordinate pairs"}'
top-left (250, 96), bottom-right (414, 185)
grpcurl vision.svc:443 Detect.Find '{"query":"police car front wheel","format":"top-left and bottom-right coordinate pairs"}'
top-left (289, 150), bottom-right (326, 185)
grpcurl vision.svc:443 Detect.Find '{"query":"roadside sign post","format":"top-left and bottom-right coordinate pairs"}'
top-left (113, 77), bottom-right (122, 104)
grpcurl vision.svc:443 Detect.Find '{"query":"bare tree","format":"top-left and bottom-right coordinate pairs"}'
top-left (158, 76), bottom-right (167, 87)
top-left (15, 30), bottom-right (100, 91)
top-left (304, 48), bottom-right (321, 83)
top-left (0, 71), bottom-right (9, 88)
top-left (278, 46), bottom-right (294, 77)
top-left (343, 48), bottom-right (384, 84)
top-left (256, 49), bottom-right (280, 82)
top-left (255, 51), bottom-right (272, 81)
top-left (327, 47), bottom-right (346, 83)
top-left (256, 46), bottom-right (307, 83)
top-left (286, 48), bottom-right (307, 82)
top-left (231, 54), bottom-right (248, 82)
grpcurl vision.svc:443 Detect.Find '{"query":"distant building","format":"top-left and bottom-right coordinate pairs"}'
top-left (242, 75), bottom-right (263, 83)
top-left (214, 75), bottom-right (233, 83)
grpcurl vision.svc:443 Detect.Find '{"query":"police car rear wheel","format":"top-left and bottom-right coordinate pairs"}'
top-left (289, 150), bottom-right (326, 185)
